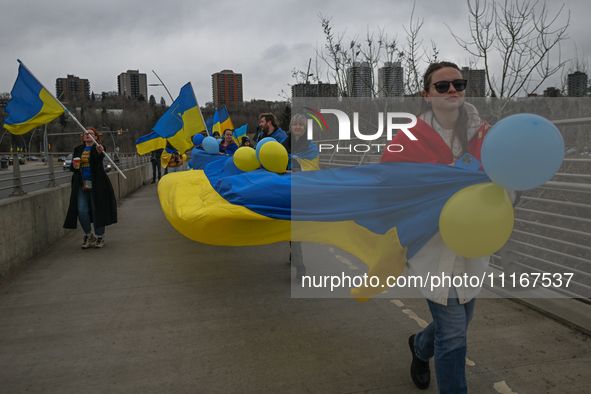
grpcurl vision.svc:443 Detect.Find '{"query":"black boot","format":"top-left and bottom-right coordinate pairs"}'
top-left (409, 334), bottom-right (430, 389)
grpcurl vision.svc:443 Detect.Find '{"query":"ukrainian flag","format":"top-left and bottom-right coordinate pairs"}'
top-left (152, 82), bottom-right (205, 153)
top-left (135, 132), bottom-right (166, 155)
top-left (206, 106), bottom-right (234, 135)
top-left (3, 63), bottom-right (64, 135)
top-left (233, 124), bottom-right (247, 145)
top-left (158, 162), bottom-right (491, 300)
top-left (211, 109), bottom-right (222, 137)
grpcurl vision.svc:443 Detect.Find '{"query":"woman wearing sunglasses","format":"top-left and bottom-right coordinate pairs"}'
top-left (381, 61), bottom-right (491, 393)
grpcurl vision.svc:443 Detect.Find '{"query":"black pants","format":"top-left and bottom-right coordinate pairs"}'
top-left (152, 160), bottom-right (162, 181)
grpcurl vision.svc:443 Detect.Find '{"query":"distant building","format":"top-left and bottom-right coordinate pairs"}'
top-left (347, 62), bottom-right (373, 97)
top-left (460, 67), bottom-right (486, 97)
top-left (117, 70), bottom-right (148, 100)
top-left (212, 70), bottom-right (243, 107)
top-left (543, 87), bottom-right (561, 97)
top-left (55, 74), bottom-right (90, 101)
top-left (567, 71), bottom-right (588, 97)
top-left (291, 81), bottom-right (338, 97)
top-left (378, 62), bottom-right (404, 97)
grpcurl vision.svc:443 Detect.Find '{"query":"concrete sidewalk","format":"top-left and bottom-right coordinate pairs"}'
top-left (0, 184), bottom-right (589, 393)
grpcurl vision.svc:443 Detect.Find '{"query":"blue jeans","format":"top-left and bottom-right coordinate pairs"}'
top-left (77, 185), bottom-right (105, 236)
top-left (414, 287), bottom-right (476, 394)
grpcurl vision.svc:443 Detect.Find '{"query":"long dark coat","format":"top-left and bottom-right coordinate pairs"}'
top-left (63, 144), bottom-right (118, 229)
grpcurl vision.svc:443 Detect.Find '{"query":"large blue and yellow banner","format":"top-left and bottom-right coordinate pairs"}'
top-left (158, 162), bottom-right (491, 300)
top-left (152, 82), bottom-right (205, 153)
top-left (3, 63), bottom-right (64, 135)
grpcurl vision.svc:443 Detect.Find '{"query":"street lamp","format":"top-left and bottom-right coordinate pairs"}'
top-left (149, 70), bottom-right (174, 103)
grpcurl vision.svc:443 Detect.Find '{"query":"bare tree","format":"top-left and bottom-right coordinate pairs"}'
top-left (294, 3), bottom-right (438, 98)
top-left (312, 13), bottom-right (403, 97)
top-left (560, 43), bottom-right (589, 94)
top-left (448, 0), bottom-right (569, 100)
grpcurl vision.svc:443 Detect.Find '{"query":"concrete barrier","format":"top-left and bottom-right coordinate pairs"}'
top-left (0, 163), bottom-right (151, 280)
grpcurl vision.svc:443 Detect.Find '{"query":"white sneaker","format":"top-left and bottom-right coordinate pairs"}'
top-left (95, 237), bottom-right (105, 249)
top-left (82, 234), bottom-right (96, 249)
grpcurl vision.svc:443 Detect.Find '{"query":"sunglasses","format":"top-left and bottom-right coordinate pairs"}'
top-left (430, 79), bottom-right (468, 94)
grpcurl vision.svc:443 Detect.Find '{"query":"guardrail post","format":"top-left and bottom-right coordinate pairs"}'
top-left (10, 152), bottom-right (26, 196)
top-left (46, 153), bottom-right (58, 188)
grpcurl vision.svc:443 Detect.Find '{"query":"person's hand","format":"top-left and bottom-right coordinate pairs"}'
top-left (96, 144), bottom-right (104, 154)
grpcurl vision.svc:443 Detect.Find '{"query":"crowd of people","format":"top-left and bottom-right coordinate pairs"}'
top-left (65, 61), bottom-right (498, 393)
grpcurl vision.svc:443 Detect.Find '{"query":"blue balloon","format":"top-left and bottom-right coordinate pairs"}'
top-left (481, 114), bottom-right (564, 191)
top-left (255, 137), bottom-right (275, 162)
top-left (192, 134), bottom-right (204, 146)
top-left (203, 136), bottom-right (219, 155)
top-left (187, 159), bottom-right (192, 170)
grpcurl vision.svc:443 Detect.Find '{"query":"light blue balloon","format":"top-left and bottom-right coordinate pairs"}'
top-left (481, 114), bottom-right (564, 191)
top-left (255, 137), bottom-right (275, 162)
top-left (203, 136), bottom-right (219, 155)
top-left (192, 134), bottom-right (204, 146)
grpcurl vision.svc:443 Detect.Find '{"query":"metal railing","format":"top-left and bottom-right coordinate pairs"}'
top-left (0, 151), bottom-right (150, 198)
top-left (314, 118), bottom-right (591, 300)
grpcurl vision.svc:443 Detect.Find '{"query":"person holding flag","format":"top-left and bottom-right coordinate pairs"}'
top-left (381, 61), bottom-right (493, 393)
top-left (63, 127), bottom-right (117, 249)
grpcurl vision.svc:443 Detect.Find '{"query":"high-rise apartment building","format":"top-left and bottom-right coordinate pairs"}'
top-left (567, 71), bottom-right (588, 97)
top-left (347, 62), bottom-right (373, 97)
top-left (460, 67), bottom-right (486, 97)
top-left (212, 70), bottom-right (243, 107)
top-left (55, 74), bottom-right (90, 101)
top-left (291, 81), bottom-right (339, 97)
top-left (378, 62), bottom-right (404, 97)
top-left (117, 70), bottom-right (148, 100)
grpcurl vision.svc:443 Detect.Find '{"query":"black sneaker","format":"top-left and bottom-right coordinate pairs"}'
top-left (409, 334), bottom-right (430, 389)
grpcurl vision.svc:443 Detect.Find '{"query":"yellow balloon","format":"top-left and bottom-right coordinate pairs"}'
top-left (259, 141), bottom-right (288, 174)
top-left (440, 182), bottom-right (514, 258)
top-left (233, 147), bottom-right (260, 172)
top-left (182, 153), bottom-right (187, 161)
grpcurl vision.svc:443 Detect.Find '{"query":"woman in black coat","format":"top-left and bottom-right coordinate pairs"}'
top-left (63, 127), bottom-right (117, 249)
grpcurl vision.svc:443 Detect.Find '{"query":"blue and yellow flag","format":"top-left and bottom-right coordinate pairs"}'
top-left (211, 109), bottom-right (222, 137)
top-left (219, 106), bottom-right (234, 132)
top-left (152, 83), bottom-right (205, 153)
top-left (233, 124), bottom-right (247, 145)
top-left (135, 132), bottom-right (166, 155)
top-left (158, 162), bottom-right (491, 300)
top-left (3, 63), bottom-right (64, 135)
top-left (206, 106), bottom-right (234, 135)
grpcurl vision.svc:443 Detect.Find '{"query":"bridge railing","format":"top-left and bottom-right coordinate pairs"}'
top-left (0, 152), bottom-right (150, 197)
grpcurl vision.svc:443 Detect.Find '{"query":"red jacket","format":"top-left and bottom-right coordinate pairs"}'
top-left (381, 117), bottom-right (490, 167)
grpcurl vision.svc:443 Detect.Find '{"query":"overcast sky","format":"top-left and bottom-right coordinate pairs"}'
top-left (1, 0), bottom-right (586, 105)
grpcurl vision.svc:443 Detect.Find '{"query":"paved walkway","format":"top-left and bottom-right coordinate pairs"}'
top-left (0, 184), bottom-right (589, 393)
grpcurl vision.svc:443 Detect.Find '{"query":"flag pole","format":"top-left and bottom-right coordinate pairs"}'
top-left (17, 60), bottom-right (127, 179)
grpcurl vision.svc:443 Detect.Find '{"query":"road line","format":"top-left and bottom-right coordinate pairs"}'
top-left (493, 381), bottom-right (518, 394)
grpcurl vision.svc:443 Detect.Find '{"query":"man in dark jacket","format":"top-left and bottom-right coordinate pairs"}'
top-left (151, 148), bottom-right (163, 183)
top-left (254, 113), bottom-right (287, 144)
